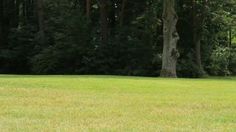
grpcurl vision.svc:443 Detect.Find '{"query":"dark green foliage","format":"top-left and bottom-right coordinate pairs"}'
top-left (177, 52), bottom-right (200, 78)
top-left (32, 8), bottom-right (91, 74)
top-left (208, 46), bottom-right (231, 76)
top-left (0, 25), bottom-right (36, 73)
top-left (229, 49), bottom-right (236, 75)
top-left (0, 0), bottom-right (235, 77)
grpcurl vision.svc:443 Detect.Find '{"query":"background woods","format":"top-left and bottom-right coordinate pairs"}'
top-left (0, 0), bottom-right (235, 77)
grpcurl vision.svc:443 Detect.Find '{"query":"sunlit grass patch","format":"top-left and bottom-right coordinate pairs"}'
top-left (0, 75), bottom-right (235, 131)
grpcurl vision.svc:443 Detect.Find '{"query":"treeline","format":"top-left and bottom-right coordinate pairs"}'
top-left (0, 0), bottom-right (235, 77)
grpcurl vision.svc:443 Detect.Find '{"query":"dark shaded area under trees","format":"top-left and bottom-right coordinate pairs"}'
top-left (0, 0), bottom-right (235, 77)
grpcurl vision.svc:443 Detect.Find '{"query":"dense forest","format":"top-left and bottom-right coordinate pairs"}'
top-left (0, 0), bottom-right (235, 77)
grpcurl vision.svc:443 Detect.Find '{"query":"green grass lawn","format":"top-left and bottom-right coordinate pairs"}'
top-left (0, 75), bottom-right (235, 131)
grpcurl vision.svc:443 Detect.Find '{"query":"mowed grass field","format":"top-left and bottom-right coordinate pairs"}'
top-left (0, 75), bottom-right (235, 132)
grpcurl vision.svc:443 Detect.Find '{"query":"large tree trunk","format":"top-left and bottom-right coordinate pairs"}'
top-left (192, 0), bottom-right (207, 76)
top-left (99, 0), bottom-right (109, 44)
top-left (37, 0), bottom-right (45, 45)
top-left (160, 0), bottom-right (179, 78)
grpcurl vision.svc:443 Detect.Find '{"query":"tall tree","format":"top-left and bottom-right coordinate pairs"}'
top-left (86, 0), bottom-right (91, 18)
top-left (0, 0), bottom-right (3, 46)
top-left (161, 0), bottom-right (179, 77)
top-left (192, 0), bottom-right (208, 76)
top-left (37, 0), bottom-right (45, 45)
top-left (13, 0), bottom-right (20, 28)
top-left (99, 0), bottom-right (109, 44)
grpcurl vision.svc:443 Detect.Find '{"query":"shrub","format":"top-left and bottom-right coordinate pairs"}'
top-left (177, 52), bottom-right (201, 78)
top-left (208, 46), bottom-right (231, 76)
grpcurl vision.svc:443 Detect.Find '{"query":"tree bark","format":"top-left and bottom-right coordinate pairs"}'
top-left (194, 36), bottom-right (204, 73)
top-left (99, 0), bottom-right (109, 44)
top-left (229, 26), bottom-right (232, 47)
top-left (37, 0), bottom-right (45, 45)
top-left (160, 0), bottom-right (179, 78)
top-left (192, 0), bottom-right (202, 72)
top-left (13, 0), bottom-right (20, 28)
top-left (86, 0), bottom-right (91, 19)
top-left (192, 0), bottom-right (207, 76)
